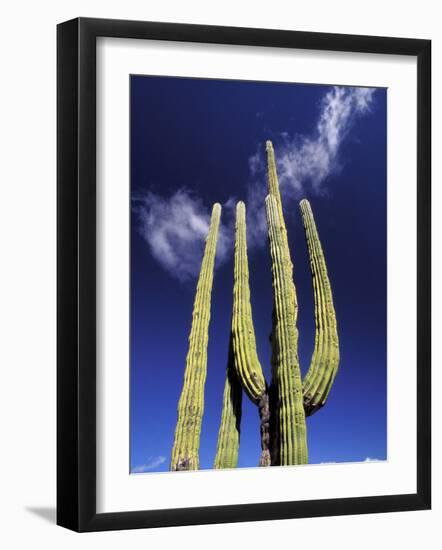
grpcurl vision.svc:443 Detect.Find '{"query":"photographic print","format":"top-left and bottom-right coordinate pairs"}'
top-left (57, 18), bottom-right (431, 530)
top-left (130, 76), bottom-right (387, 474)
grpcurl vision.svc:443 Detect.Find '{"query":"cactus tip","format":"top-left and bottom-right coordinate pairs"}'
top-left (265, 140), bottom-right (273, 151)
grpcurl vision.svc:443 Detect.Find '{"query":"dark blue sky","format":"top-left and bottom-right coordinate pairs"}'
top-left (130, 75), bottom-right (387, 473)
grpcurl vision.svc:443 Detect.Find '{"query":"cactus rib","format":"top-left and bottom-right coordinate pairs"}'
top-left (170, 203), bottom-right (221, 471)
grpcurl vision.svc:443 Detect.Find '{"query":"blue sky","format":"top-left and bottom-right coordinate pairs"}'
top-left (130, 75), bottom-right (387, 473)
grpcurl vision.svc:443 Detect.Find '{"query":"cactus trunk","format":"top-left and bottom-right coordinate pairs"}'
top-left (170, 203), bottom-right (221, 471)
top-left (268, 380), bottom-right (280, 465)
top-left (265, 139), bottom-right (308, 466)
top-left (300, 199), bottom-right (340, 415)
top-left (231, 201), bottom-right (271, 466)
top-left (214, 335), bottom-right (242, 469)
top-left (266, 194), bottom-right (308, 465)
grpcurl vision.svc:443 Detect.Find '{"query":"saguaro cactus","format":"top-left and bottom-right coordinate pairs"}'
top-left (231, 201), bottom-right (271, 467)
top-left (170, 141), bottom-right (340, 471)
top-left (213, 335), bottom-right (242, 469)
top-left (266, 194), bottom-right (308, 465)
top-left (266, 141), bottom-right (285, 226)
top-left (300, 199), bottom-right (340, 415)
top-left (265, 141), bottom-right (298, 318)
top-left (170, 203), bottom-right (221, 471)
top-left (212, 143), bottom-right (338, 468)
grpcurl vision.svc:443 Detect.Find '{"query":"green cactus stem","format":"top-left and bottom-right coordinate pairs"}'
top-left (266, 140), bottom-right (298, 317)
top-left (266, 140), bottom-right (284, 221)
top-left (300, 199), bottom-right (340, 415)
top-left (213, 335), bottom-right (242, 469)
top-left (265, 194), bottom-right (308, 466)
top-left (170, 203), bottom-right (222, 471)
top-left (231, 201), bottom-right (271, 467)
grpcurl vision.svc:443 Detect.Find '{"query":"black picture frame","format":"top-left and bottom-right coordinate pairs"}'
top-left (57, 17), bottom-right (431, 532)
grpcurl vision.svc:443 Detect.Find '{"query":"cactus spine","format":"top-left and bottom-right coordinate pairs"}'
top-left (170, 203), bottom-right (221, 471)
top-left (214, 335), bottom-right (242, 469)
top-left (231, 202), bottom-right (271, 466)
top-left (300, 199), bottom-right (339, 415)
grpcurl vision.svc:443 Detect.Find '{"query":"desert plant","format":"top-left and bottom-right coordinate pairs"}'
top-left (218, 141), bottom-right (339, 467)
top-left (170, 203), bottom-right (222, 471)
top-left (230, 201), bottom-right (271, 466)
top-left (171, 141), bottom-right (339, 470)
top-left (265, 192), bottom-right (308, 465)
top-left (213, 335), bottom-right (242, 469)
top-left (299, 199), bottom-right (340, 415)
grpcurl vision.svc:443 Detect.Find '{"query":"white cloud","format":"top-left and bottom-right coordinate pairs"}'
top-left (248, 146), bottom-right (265, 176)
top-left (136, 86), bottom-right (376, 276)
top-left (252, 86), bottom-right (376, 198)
top-left (132, 455), bottom-right (167, 473)
top-left (135, 189), bottom-right (231, 282)
top-left (243, 86), bottom-right (376, 245)
top-left (243, 181), bottom-right (268, 248)
top-left (363, 457), bottom-right (382, 462)
top-left (277, 86), bottom-right (376, 194)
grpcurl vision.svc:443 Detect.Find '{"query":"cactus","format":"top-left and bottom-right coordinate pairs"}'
top-left (227, 141), bottom-right (336, 466)
top-left (170, 141), bottom-right (339, 470)
top-left (170, 203), bottom-right (221, 471)
top-left (300, 199), bottom-right (340, 415)
top-left (213, 335), bottom-right (242, 469)
top-left (266, 194), bottom-right (308, 465)
top-left (266, 140), bottom-right (284, 221)
top-left (231, 202), bottom-right (271, 466)
top-left (265, 141), bottom-right (298, 319)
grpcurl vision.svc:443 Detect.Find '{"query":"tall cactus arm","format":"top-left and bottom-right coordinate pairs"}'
top-left (170, 203), bottom-right (221, 471)
top-left (214, 335), bottom-right (242, 469)
top-left (232, 201), bottom-right (271, 466)
top-left (266, 140), bottom-right (298, 318)
top-left (266, 194), bottom-right (308, 466)
top-left (232, 202), bottom-right (266, 400)
top-left (300, 199), bottom-right (340, 416)
top-left (266, 140), bottom-right (284, 221)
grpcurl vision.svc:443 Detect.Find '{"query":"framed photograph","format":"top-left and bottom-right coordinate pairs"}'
top-left (57, 17), bottom-right (431, 532)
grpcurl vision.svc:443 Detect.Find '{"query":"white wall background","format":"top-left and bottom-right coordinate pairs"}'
top-left (0, 1), bottom-right (439, 547)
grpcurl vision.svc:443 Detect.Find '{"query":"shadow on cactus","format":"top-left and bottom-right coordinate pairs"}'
top-left (171, 141), bottom-right (339, 471)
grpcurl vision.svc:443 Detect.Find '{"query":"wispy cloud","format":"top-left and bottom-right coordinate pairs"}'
top-left (363, 457), bottom-right (382, 462)
top-left (136, 86), bottom-right (376, 278)
top-left (134, 190), bottom-right (231, 282)
top-left (243, 179), bottom-right (268, 248)
top-left (245, 86), bottom-right (376, 244)
top-left (251, 86), bottom-right (376, 198)
top-left (132, 455), bottom-right (167, 473)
